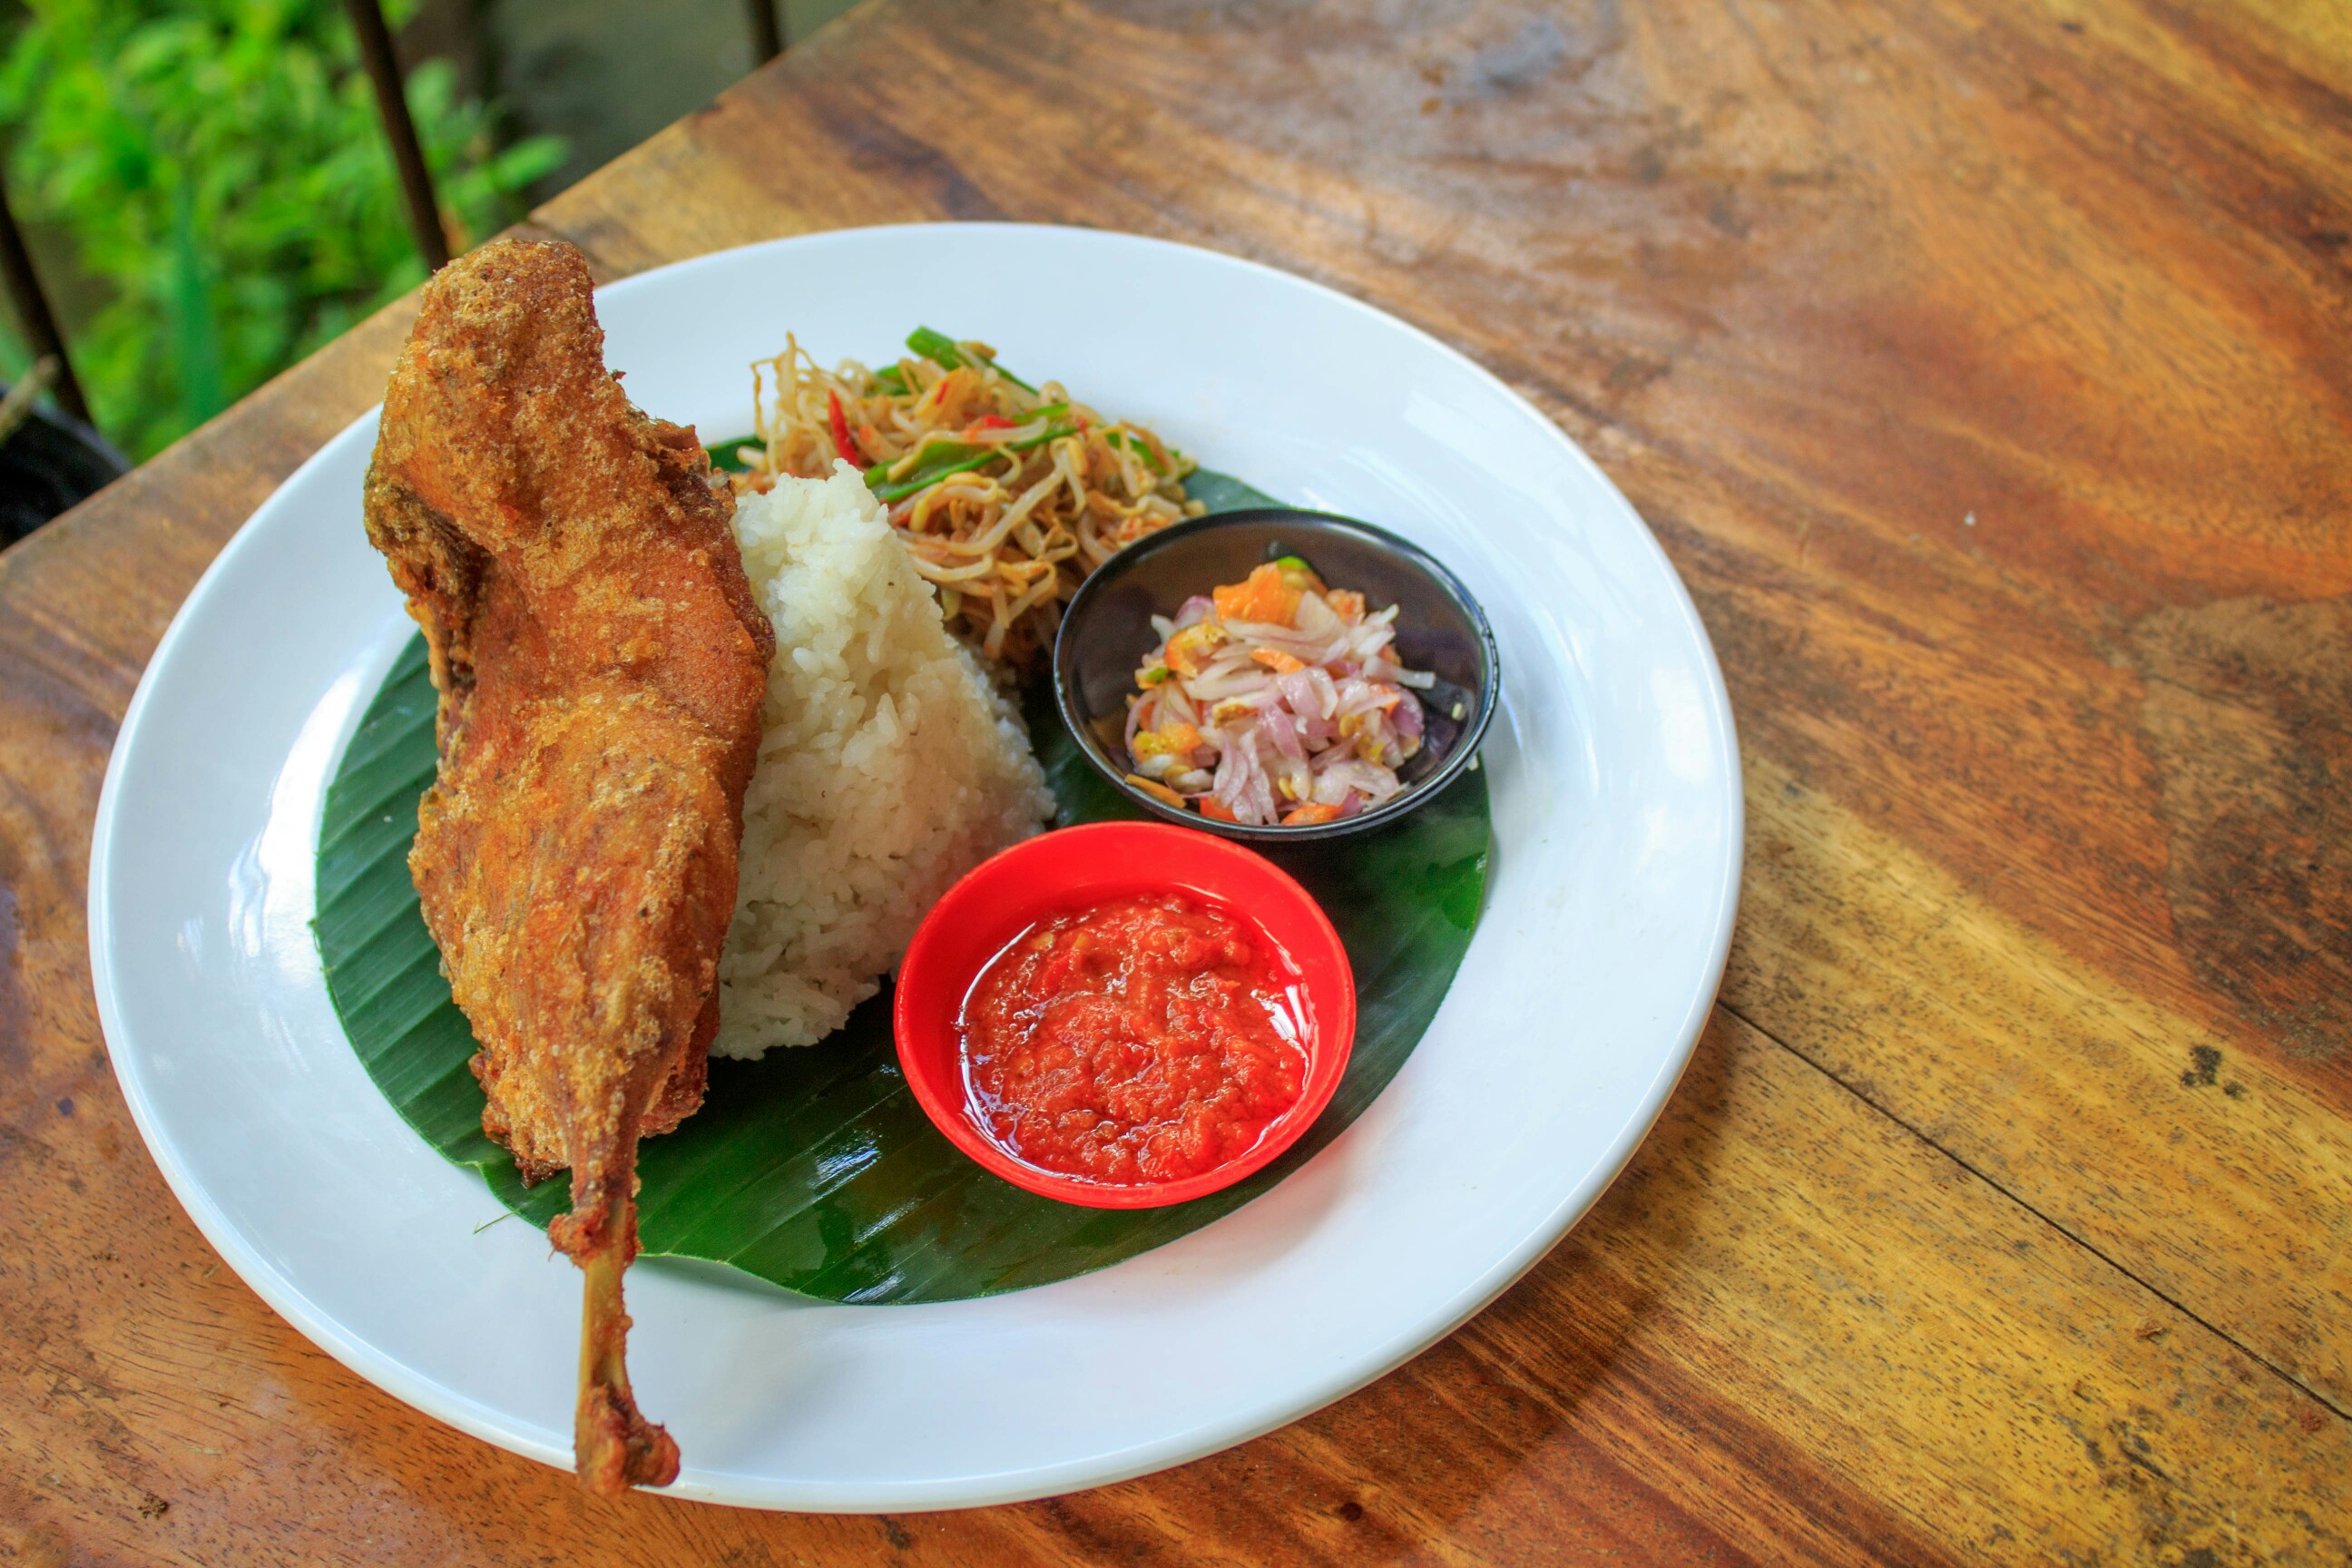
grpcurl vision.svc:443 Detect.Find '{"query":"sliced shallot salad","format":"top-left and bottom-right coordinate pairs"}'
top-left (1123, 559), bottom-right (1436, 827)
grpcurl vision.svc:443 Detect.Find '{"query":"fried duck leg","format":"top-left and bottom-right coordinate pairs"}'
top-left (361, 238), bottom-right (774, 1494)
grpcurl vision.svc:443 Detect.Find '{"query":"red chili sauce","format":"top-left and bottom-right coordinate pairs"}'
top-left (958, 892), bottom-right (1311, 1186)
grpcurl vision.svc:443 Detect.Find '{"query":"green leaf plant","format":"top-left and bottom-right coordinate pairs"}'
top-left (0, 0), bottom-right (564, 457)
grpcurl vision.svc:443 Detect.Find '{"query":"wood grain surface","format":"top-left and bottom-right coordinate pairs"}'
top-left (5, 0), bottom-right (2348, 1562)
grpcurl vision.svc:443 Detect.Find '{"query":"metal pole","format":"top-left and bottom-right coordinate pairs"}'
top-left (343, 0), bottom-right (451, 272)
top-left (0, 174), bottom-right (93, 428)
top-left (746, 0), bottom-right (783, 64)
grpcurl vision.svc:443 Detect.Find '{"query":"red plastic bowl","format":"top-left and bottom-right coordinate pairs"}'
top-left (894, 820), bottom-right (1357, 1209)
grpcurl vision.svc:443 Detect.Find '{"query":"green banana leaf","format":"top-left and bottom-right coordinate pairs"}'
top-left (314, 475), bottom-right (1485, 1304)
top-left (1175, 467), bottom-right (1280, 515)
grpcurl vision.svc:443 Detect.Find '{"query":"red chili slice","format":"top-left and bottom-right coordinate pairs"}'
top-left (827, 389), bottom-right (862, 465)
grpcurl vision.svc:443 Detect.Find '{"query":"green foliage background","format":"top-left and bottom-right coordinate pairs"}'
top-left (0, 0), bottom-right (563, 458)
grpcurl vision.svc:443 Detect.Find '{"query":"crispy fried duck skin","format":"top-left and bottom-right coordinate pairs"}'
top-left (361, 238), bottom-right (773, 1494)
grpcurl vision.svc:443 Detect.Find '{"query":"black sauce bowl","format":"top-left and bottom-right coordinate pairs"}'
top-left (1053, 507), bottom-right (1499, 844)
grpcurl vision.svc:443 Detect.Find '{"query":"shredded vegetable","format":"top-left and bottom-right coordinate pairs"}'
top-left (731, 328), bottom-right (1203, 662)
top-left (1124, 560), bottom-right (1436, 827)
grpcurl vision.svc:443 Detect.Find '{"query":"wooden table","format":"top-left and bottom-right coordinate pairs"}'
top-left (6, 0), bottom-right (2348, 1561)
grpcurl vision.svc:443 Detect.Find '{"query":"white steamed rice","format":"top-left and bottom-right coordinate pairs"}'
top-left (715, 460), bottom-right (1054, 1057)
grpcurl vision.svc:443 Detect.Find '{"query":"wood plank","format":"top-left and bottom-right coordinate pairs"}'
top-left (1729, 754), bottom-right (2352, 1410)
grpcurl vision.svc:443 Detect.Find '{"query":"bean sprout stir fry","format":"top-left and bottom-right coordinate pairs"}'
top-left (730, 328), bottom-right (1202, 663)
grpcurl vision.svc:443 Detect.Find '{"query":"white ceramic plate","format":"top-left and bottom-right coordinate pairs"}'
top-left (89, 224), bottom-right (1740, 1512)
